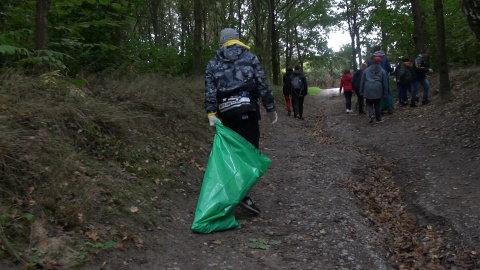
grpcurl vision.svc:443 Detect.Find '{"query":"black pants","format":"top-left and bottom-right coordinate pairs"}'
top-left (366, 98), bottom-right (382, 121)
top-left (222, 111), bottom-right (260, 148)
top-left (292, 94), bottom-right (305, 117)
top-left (354, 89), bottom-right (364, 113)
top-left (344, 91), bottom-right (353, 110)
top-left (222, 111), bottom-right (260, 200)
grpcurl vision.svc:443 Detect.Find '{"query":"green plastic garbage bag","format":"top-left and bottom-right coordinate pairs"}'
top-left (191, 122), bottom-right (271, 234)
top-left (380, 80), bottom-right (395, 111)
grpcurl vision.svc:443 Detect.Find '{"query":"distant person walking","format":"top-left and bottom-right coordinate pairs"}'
top-left (204, 28), bottom-right (278, 215)
top-left (339, 69), bottom-right (353, 113)
top-left (360, 56), bottom-right (388, 124)
top-left (290, 64), bottom-right (308, 120)
top-left (394, 55), bottom-right (414, 106)
top-left (282, 67), bottom-right (294, 116)
top-left (411, 48), bottom-right (433, 106)
top-left (352, 63), bottom-right (367, 115)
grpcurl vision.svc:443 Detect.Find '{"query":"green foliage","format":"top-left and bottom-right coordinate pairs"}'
top-left (0, 45), bottom-right (29, 55)
top-left (1, 0), bottom-right (479, 87)
top-left (0, 208), bottom-right (37, 261)
top-left (248, 238), bottom-right (282, 250)
top-left (308, 87), bottom-right (322, 95)
top-left (126, 42), bottom-right (191, 75)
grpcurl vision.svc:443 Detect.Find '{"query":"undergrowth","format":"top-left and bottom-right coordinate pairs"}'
top-left (0, 70), bottom-right (214, 268)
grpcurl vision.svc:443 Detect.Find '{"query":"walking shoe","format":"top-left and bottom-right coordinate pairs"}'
top-left (375, 119), bottom-right (384, 124)
top-left (346, 109), bottom-right (350, 113)
top-left (410, 102), bottom-right (417, 107)
top-left (297, 116), bottom-right (304, 120)
top-left (369, 115), bottom-right (375, 123)
top-left (240, 196), bottom-right (261, 215)
top-left (387, 108), bottom-right (393, 114)
top-left (287, 111), bottom-right (291, 116)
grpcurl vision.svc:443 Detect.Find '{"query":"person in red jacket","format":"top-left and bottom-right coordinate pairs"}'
top-left (339, 69), bottom-right (353, 113)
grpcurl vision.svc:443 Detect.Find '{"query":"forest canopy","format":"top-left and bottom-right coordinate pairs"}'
top-left (0, 0), bottom-right (479, 83)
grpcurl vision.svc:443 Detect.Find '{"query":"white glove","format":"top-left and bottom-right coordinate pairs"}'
top-left (267, 111), bottom-right (278, 124)
top-left (429, 68), bottom-right (433, 72)
top-left (208, 113), bottom-right (221, 126)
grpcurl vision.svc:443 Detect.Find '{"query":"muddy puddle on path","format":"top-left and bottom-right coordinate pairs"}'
top-left (320, 88), bottom-right (340, 97)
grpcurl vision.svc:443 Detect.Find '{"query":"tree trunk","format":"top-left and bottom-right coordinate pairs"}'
top-left (35, 0), bottom-right (51, 51)
top-left (269, 0), bottom-right (279, 85)
top-left (167, 0), bottom-right (175, 46)
top-left (410, 0), bottom-right (425, 55)
top-left (349, 29), bottom-right (356, 71)
top-left (237, 0), bottom-right (243, 35)
top-left (192, 0), bottom-right (203, 75)
top-left (251, 0), bottom-right (264, 54)
top-left (355, 25), bottom-right (362, 67)
top-left (345, 0), bottom-right (357, 71)
top-left (34, 0), bottom-right (51, 74)
top-left (149, 0), bottom-right (161, 45)
top-left (179, 0), bottom-right (188, 56)
top-left (459, 0), bottom-right (480, 41)
top-left (433, 0), bottom-right (452, 101)
top-left (294, 27), bottom-right (303, 68)
top-left (285, 23), bottom-right (293, 68)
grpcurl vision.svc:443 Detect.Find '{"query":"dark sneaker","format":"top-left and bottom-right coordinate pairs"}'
top-left (375, 119), bottom-right (384, 124)
top-left (297, 116), bottom-right (304, 120)
top-left (387, 108), bottom-right (393, 114)
top-left (240, 196), bottom-right (261, 215)
top-left (369, 115), bottom-right (375, 123)
top-left (410, 102), bottom-right (417, 107)
top-left (287, 111), bottom-right (291, 116)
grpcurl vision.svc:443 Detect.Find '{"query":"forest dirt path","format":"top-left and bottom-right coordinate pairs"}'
top-left (86, 73), bottom-right (480, 270)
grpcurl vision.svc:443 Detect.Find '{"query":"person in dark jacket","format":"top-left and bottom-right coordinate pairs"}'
top-left (411, 48), bottom-right (433, 106)
top-left (204, 28), bottom-right (277, 215)
top-left (360, 56), bottom-right (388, 124)
top-left (290, 64), bottom-right (308, 120)
top-left (395, 55), bottom-right (414, 106)
top-left (370, 46), bottom-right (394, 114)
top-left (352, 63), bottom-right (367, 115)
top-left (282, 67), bottom-right (294, 116)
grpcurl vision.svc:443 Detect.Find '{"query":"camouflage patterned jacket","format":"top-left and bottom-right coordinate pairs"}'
top-left (204, 44), bottom-right (276, 115)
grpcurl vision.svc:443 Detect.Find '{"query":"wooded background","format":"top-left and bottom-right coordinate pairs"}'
top-left (1, 0), bottom-right (479, 86)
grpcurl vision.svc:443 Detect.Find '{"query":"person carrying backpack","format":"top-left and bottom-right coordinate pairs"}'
top-left (290, 64), bottom-right (308, 120)
top-left (352, 63), bottom-right (367, 115)
top-left (204, 28), bottom-right (278, 215)
top-left (395, 55), bottom-right (414, 106)
top-left (282, 67), bottom-right (294, 116)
